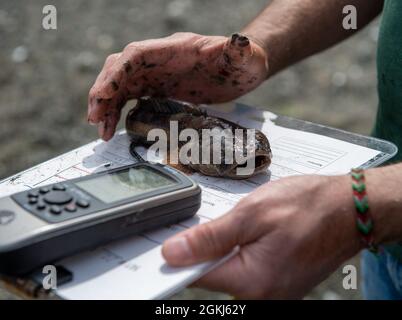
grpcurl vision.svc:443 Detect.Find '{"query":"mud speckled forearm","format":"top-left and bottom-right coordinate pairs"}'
top-left (242, 0), bottom-right (384, 77)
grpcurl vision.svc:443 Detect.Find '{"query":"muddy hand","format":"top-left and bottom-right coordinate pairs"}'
top-left (87, 32), bottom-right (269, 141)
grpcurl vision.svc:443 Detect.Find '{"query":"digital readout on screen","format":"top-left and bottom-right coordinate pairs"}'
top-left (76, 166), bottom-right (176, 203)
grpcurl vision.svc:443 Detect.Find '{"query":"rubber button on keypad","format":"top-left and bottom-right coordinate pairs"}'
top-left (50, 205), bottom-right (62, 215)
top-left (76, 199), bottom-right (90, 208)
top-left (44, 191), bottom-right (73, 205)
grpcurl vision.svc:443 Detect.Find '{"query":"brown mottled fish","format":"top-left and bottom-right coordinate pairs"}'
top-left (126, 97), bottom-right (272, 179)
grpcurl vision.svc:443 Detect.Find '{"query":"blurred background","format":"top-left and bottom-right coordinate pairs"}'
top-left (0, 0), bottom-right (381, 299)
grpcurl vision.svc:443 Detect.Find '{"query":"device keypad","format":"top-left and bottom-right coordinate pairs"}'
top-left (12, 183), bottom-right (93, 223)
top-left (10, 163), bottom-right (193, 225)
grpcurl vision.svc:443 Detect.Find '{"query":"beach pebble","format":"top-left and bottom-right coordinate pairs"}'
top-left (166, 0), bottom-right (192, 19)
top-left (72, 51), bottom-right (98, 72)
top-left (11, 46), bottom-right (29, 63)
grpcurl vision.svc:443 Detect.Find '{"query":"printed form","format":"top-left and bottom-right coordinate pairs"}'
top-left (0, 104), bottom-right (381, 299)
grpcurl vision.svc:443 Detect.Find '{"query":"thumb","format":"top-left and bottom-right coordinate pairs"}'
top-left (220, 33), bottom-right (253, 69)
top-left (162, 212), bottom-right (242, 267)
top-left (219, 33), bottom-right (268, 84)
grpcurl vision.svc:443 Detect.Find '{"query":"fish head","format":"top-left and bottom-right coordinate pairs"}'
top-left (223, 129), bottom-right (272, 179)
top-left (191, 129), bottom-right (272, 179)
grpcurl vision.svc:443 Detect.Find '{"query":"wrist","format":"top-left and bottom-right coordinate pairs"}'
top-left (329, 175), bottom-right (365, 257)
top-left (241, 15), bottom-right (295, 78)
top-left (365, 166), bottom-right (402, 244)
top-left (240, 30), bottom-right (279, 79)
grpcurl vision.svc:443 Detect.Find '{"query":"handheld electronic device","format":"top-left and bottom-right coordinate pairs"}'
top-left (0, 160), bottom-right (201, 275)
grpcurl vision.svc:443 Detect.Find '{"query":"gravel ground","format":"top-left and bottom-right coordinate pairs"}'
top-left (0, 0), bottom-right (381, 300)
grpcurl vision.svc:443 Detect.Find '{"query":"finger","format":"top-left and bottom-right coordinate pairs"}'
top-left (88, 44), bottom-right (148, 129)
top-left (93, 50), bottom-right (129, 100)
top-left (191, 252), bottom-right (244, 294)
top-left (91, 53), bottom-right (134, 140)
top-left (162, 211), bottom-right (244, 267)
top-left (97, 53), bottom-right (121, 85)
top-left (191, 246), bottom-right (266, 299)
top-left (100, 112), bottom-right (120, 142)
top-left (94, 42), bottom-right (150, 101)
top-left (88, 53), bottom-right (121, 124)
top-left (97, 114), bottom-right (120, 142)
top-left (102, 95), bottom-right (126, 141)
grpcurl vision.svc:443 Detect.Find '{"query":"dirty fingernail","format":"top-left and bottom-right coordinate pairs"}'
top-left (231, 33), bottom-right (240, 44)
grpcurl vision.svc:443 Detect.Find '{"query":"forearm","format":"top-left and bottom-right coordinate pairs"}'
top-left (242, 0), bottom-right (384, 76)
top-left (366, 164), bottom-right (402, 244)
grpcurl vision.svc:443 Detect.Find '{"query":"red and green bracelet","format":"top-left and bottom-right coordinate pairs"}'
top-left (350, 168), bottom-right (378, 253)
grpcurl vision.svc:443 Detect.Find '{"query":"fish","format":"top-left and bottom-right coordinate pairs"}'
top-left (125, 97), bottom-right (272, 179)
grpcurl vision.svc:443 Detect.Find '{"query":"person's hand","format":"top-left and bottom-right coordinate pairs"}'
top-left (87, 32), bottom-right (269, 141)
top-left (162, 175), bottom-right (363, 299)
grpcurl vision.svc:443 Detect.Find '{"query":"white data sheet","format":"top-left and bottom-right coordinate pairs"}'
top-left (0, 104), bottom-right (382, 299)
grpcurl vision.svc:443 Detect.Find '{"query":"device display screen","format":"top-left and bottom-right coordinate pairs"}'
top-left (76, 166), bottom-right (176, 203)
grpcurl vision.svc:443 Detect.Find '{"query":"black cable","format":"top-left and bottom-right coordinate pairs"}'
top-left (129, 141), bottom-right (146, 163)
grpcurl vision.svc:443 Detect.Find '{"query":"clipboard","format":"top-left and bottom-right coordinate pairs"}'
top-left (234, 102), bottom-right (398, 169)
top-left (0, 102), bottom-right (398, 300)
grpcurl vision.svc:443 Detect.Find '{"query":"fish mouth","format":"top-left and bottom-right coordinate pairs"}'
top-left (223, 153), bottom-right (272, 179)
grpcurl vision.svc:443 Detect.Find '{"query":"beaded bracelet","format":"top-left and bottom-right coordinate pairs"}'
top-left (350, 168), bottom-right (378, 253)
